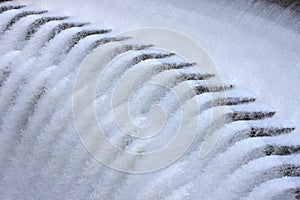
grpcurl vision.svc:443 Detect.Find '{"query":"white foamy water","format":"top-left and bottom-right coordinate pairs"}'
top-left (0, 0), bottom-right (299, 199)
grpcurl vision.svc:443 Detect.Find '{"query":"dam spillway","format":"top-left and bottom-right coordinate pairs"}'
top-left (0, 1), bottom-right (299, 199)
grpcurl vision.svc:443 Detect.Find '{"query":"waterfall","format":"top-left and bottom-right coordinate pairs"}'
top-left (0, 1), bottom-right (299, 199)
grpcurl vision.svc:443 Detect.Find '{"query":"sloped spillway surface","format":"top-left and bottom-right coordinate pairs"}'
top-left (0, 1), bottom-right (299, 199)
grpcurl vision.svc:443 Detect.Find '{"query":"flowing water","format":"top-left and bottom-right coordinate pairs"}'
top-left (0, 1), bottom-right (299, 199)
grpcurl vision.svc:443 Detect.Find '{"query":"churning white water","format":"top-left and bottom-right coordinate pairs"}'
top-left (0, 0), bottom-right (299, 199)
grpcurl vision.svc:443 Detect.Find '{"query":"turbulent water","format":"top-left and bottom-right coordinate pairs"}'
top-left (0, 1), bottom-right (299, 199)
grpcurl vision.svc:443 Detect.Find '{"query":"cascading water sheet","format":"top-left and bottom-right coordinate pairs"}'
top-left (0, 1), bottom-right (299, 200)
